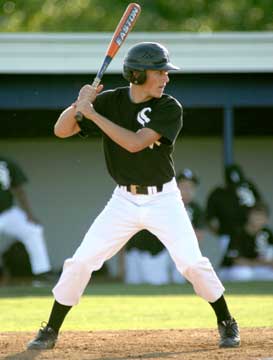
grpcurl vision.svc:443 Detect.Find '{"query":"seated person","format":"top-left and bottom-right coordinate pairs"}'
top-left (206, 163), bottom-right (262, 260)
top-left (218, 202), bottom-right (273, 281)
top-left (124, 229), bottom-right (170, 285)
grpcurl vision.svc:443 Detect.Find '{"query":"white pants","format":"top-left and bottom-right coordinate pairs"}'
top-left (218, 265), bottom-right (273, 282)
top-left (53, 178), bottom-right (224, 305)
top-left (0, 206), bottom-right (51, 275)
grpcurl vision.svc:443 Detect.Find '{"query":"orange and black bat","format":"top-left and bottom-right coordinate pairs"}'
top-left (75, 3), bottom-right (141, 122)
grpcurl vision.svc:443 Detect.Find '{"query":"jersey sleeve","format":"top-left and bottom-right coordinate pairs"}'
top-left (7, 158), bottom-right (28, 187)
top-left (147, 97), bottom-right (183, 144)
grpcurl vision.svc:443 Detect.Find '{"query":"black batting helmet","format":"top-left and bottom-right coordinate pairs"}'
top-left (123, 42), bottom-right (179, 85)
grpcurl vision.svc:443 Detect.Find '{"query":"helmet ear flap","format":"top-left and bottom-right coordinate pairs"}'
top-left (123, 66), bottom-right (146, 85)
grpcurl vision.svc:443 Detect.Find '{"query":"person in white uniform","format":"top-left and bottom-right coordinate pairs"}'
top-left (27, 42), bottom-right (240, 350)
top-left (0, 156), bottom-right (51, 277)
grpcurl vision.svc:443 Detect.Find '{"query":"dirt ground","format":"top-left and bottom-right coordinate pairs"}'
top-left (0, 328), bottom-right (272, 360)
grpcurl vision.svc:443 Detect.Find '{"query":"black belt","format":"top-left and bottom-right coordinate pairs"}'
top-left (120, 184), bottom-right (163, 195)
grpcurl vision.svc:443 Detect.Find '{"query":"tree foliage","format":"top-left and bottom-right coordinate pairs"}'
top-left (0, 0), bottom-right (273, 32)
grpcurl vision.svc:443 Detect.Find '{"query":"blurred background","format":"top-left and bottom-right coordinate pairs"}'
top-left (0, 0), bottom-right (273, 278)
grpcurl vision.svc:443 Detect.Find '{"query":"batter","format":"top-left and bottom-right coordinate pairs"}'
top-left (27, 42), bottom-right (240, 350)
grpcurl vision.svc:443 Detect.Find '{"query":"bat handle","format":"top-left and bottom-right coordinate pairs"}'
top-left (92, 76), bottom-right (101, 89)
top-left (75, 76), bottom-right (102, 123)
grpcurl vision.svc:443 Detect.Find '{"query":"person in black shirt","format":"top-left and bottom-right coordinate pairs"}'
top-left (206, 163), bottom-right (262, 261)
top-left (0, 156), bottom-right (51, 278)
top-left (219, 202), bottom-right (273, 281)
top-left (27, 42), bottom-right (240, 350)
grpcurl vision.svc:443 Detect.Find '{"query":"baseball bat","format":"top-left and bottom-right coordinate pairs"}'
top-left (75, 3), bottom-right (141, 122)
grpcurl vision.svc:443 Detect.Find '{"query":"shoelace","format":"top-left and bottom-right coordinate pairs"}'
top-left (222, 320), bottom-right (237, 337)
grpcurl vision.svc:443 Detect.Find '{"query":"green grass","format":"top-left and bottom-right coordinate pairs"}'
top-left (0, 281), bottom-right (272, 332)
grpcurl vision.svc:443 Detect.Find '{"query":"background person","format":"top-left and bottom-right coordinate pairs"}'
top-left (124, 229), bottom-right (170, 285)
top-left (218, 202), bottom-right (273, 281)
top-left (0, 156), bottom-right (51, 279)
top-left (206, 163), bottom-right (262, 263)
top-left (171, 168), bottom-right (205, 283)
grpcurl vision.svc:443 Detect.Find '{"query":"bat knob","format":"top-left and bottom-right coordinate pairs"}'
top-left (75, 111), bottom-right (83, 122)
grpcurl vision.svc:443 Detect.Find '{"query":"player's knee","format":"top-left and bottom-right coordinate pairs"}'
top-left (63, 258), bottom-right (91, 278)
top-left (183, 257), bottom-right (225, 302)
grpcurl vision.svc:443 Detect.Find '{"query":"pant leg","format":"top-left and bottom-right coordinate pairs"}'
top-left (145, 191), bottom-right (225, 302)
top-left (0, 207), bottom-right (51, 274)
top-left (53, 190), bottom-right (141, 306)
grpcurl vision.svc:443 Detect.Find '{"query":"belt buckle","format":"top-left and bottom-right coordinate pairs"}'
top-left (130, 185), bottom-right (138, 195)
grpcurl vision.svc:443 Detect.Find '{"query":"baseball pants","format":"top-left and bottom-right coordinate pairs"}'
top-left (0, 206), bottom-right (51, 274)
top-left (53, 178), bottom-right (224, 305)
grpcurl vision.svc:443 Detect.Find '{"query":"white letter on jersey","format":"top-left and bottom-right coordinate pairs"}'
top-left (0, 161), bottom-right (11, 190)
top-left (137, 107), bottom-right (152, 126)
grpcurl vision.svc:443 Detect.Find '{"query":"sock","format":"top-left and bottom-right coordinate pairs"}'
top-left (47, 300), bottom-right (72, 333)
top-left (209, 295), bottom-right (232, 323)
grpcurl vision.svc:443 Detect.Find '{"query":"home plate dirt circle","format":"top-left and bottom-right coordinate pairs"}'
top-left (0, 328), bottom-right (272, 359)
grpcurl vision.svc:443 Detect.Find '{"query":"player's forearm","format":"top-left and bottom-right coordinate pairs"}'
top-left (54, 106), bottom-right (81, 138)
top-left (86, 111), bottom-right (149, 153)
top-left (11, 186), bottom-right (36, 221)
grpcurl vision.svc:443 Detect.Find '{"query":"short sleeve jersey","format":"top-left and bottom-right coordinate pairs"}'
top-left (221, 227), bottom-right (273, 267)
top-left (78, 87), bottom-right (183, 186)
top-left (0, 157), bottom-right (28, 213)
top-left (206, 181), bottom-right (261, 236)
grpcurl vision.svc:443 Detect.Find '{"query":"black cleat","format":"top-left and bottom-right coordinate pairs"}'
top-left (218, 318), bottom-right (240, 348)
top-left (27, 323), bottom-right (58, 350)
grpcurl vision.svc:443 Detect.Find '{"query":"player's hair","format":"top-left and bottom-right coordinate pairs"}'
top-left (176, 168), bottom-right (200, 185)
top-left (248, 201), bottom-right (270, 216)
top-left (123, 42), bottom-right (179, 85)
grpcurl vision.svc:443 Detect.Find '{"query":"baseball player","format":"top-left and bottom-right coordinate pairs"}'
top-left (206, 163), bottom-right (262, 261)
top-left (0, 156), bottom-right (51, 277)
top-left (219, 202), bottom-right (273, 281)
top-left (27, 42), bottom-right (240, 350)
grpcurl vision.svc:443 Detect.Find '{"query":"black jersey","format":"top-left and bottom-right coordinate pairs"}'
top-left (221, 227), bottom-right (273, 267)
top-left (127, 230), bottom-right (165, 255)
top-left (206, 182), bottom-right (261, 236)
top-left (185, 201), bottom-right (205, 229)
top-left (79, 87), bottom-right (183, 186)
top-left (0, 156), bottom-right (27, 213)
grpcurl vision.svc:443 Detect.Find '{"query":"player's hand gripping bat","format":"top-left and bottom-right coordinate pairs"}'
top-left (75, 3), bottom-right (141, 122)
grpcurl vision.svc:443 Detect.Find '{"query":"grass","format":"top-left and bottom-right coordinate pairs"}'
top-left (0, 281), bottom-right (272, 332)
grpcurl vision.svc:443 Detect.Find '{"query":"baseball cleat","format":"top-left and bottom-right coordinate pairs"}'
top-left (27, 322), bottom-right (58, 350)
top-left (218, 318), bottom-right (240, 348)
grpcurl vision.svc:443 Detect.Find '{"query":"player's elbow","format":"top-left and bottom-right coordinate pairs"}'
top-left (54, 125), bottom-right (68, 138)
top-left (126, 142), bottom-right (144, 153)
